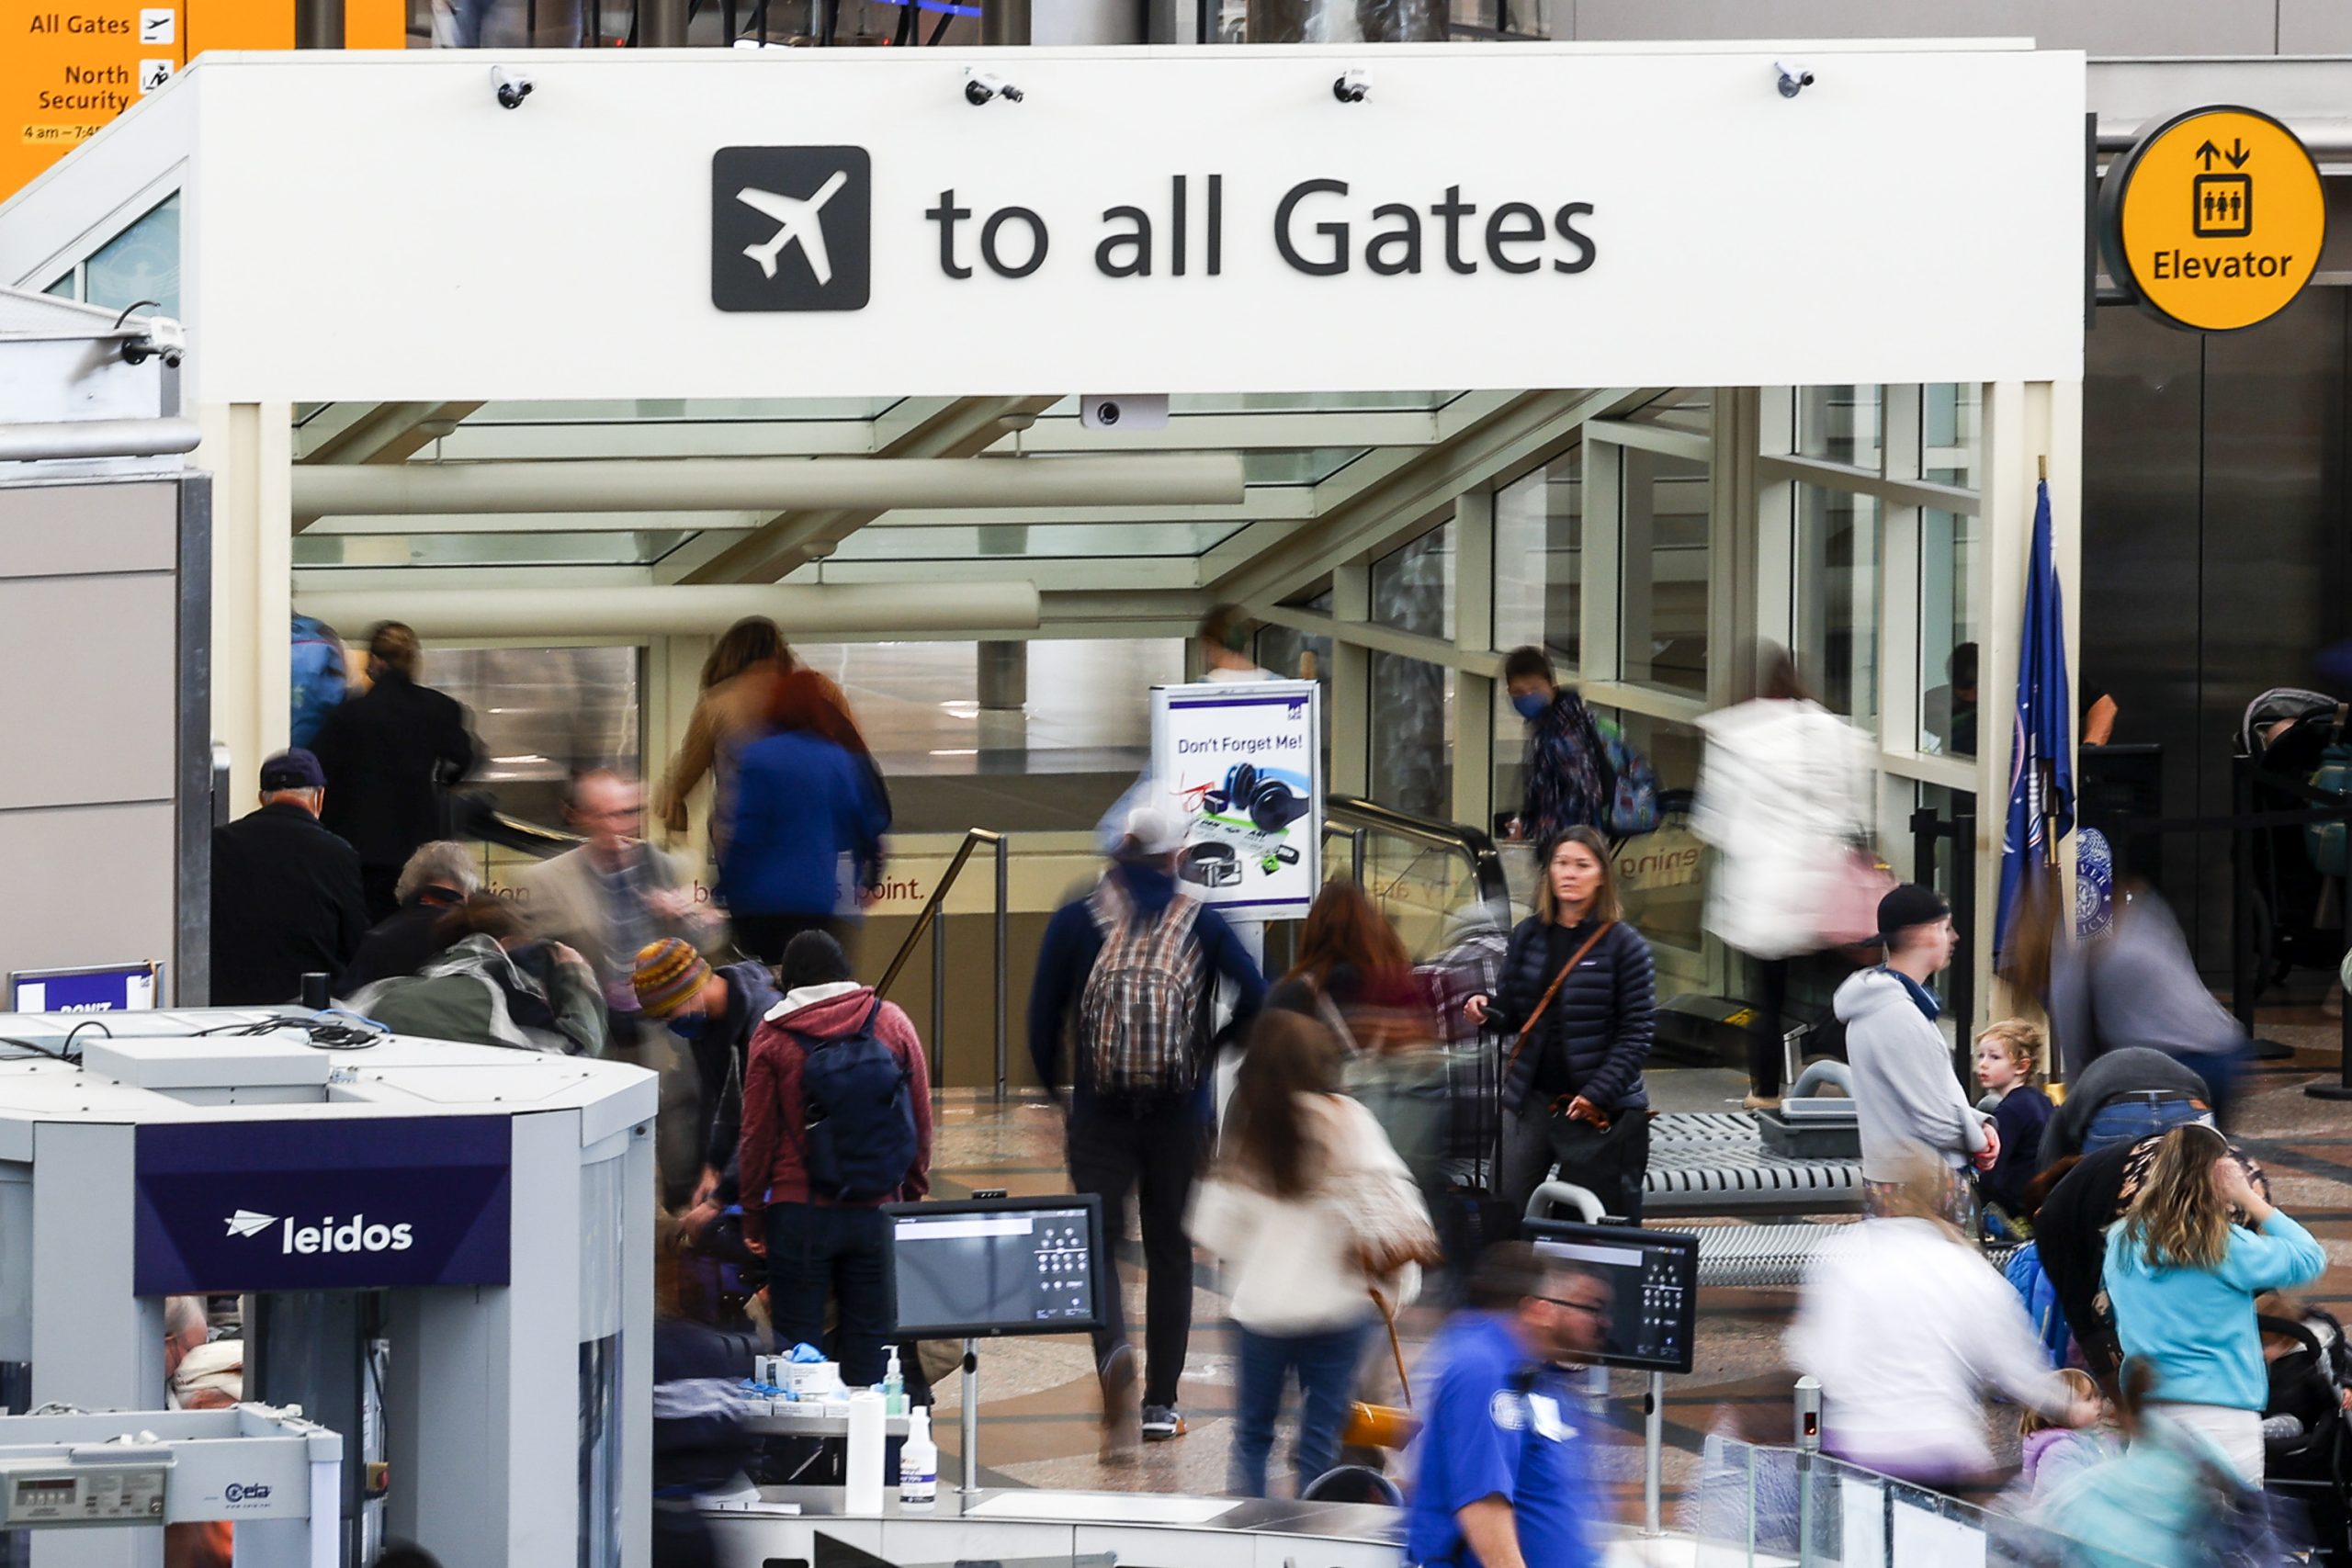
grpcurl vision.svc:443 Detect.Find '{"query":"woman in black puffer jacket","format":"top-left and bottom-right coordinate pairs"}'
top-left (1465, 826), bottom-right (1657, 1223)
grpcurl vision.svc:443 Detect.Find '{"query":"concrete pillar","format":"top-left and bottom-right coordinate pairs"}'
top-left (1328, 564), bottom-right (1371, 795)
top-left (977, 638), bottom-right (1029, 752)
top-left (1453, 491), bottom-right (1496, 835)
top-left (199, 401), bottom-right (292, 812)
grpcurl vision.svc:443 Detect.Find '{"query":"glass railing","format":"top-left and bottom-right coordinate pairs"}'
top-left (1690, 1438), bottom-right (2164, 1568)
top-left (1322, 794), bottom-right (1510, 962)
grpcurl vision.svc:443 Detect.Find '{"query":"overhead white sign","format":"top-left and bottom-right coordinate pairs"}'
top-left (1151, 680), bottom-right (1322, 920)
top-left (10, 45), bottom-right (2088, 401)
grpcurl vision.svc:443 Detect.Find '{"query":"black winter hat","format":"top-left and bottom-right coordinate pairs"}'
top-left (1876, 883), bottom-right (1951, 942)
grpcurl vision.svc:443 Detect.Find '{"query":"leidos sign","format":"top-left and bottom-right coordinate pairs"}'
top-left (2101, 106), bottom-right (2325, 333)
top-left (135, 1117), bottom-right (511, 1293)
top-left (713, 146), bottom-right (1598, 312)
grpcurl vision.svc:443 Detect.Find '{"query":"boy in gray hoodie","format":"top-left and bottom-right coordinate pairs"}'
top-left (1834, 885), bottom-right (1997, 1219)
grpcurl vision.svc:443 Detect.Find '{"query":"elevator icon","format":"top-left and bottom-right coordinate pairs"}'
top-left (2194, 173), bottom-right (2254, 238)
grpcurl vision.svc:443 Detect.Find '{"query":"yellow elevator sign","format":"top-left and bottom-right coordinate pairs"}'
top-left (2101, 106), bottom-right (2326, 333)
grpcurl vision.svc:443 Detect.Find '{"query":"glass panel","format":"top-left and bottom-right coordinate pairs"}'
top-left (432, 646), bottom-right (642, 829)
top-left (1619, 447), bottom-right (1709, 696)
top-left (1797, 385), bottom-right (1883, 473)
top-left (1922, 382), bottom-right (1982, 489)
top-left (293, 531), bottom-right (693, 568)
top-left (1372, 522), bottom-right (1454, 640)
top-left (1238, 448), bottom-right (1371, 485)
top-left (1369, 652), bottom-right (1452, 820)
top-left (1493, 450), bottom-right (1580, 670)
top-left (1256, 617), bottom-right (1333, 778)
top-left (83, 193), bottom-right (179, 319)
top-left (1792, 484), bottom-right (1880, 726)
top-left (42, 272), bottom-right (74, 299)
top-left (1919, 509), bottom-right (1979, 756)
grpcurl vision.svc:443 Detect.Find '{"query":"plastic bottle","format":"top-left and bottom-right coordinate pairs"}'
top-left (899, 1407), bottom-right (938, 1512)
top-left (883, 1347), bottom-right (906, 1416)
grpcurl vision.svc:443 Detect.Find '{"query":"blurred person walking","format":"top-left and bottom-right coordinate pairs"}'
top-left (1501, 647), bottom-right (1612, 843)
top-left (657, 618), bottom-right (867, 858)
top-left (1464, 828), bottom-right (1657, 1224)
top-left (1030, 806), bottom-right (1269, 1450)
top-left (1690, 647), bottom-right (1875, 1107)
top-left (1189, 1010), bottom-right (1432, 1498)
top-left (524, 770), bottom-right (721, 1048)
top-left (722, 671), bottom-right (891, 964)
top-left (209, 748), bottom-right (369, 1006)
top-left (341, 840), bottom-right (480, 991)
top-left (310, 621), bottom-right (480, 921)
top-left (1787, 1150), bottom-right (2098, 1487)
top-left (1402, 1243), bottom-right (1612, 1568)
top-left (2049, 887), bottom-right (2255, 1122)
top-left (345, 895), bottom-right (605, 1055)
top-left (738, 931), bottom-right (932, 1387)
top-left (2102, 1123), bottom-right (2326, 1483)
top-left (1197, 603), bottom-right (1274, 682)
top-left (1837, 885), bottom-right (1996, 1228)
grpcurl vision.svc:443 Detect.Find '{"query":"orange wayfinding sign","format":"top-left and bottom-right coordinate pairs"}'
top-left (2100, 105), bottom-right (2326, 333)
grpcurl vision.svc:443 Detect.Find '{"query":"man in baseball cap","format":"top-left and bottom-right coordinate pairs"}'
top-left (209, 748), bottom-right (368, 1006)
top-left (1833, 883), bottom-right (1996, 1224)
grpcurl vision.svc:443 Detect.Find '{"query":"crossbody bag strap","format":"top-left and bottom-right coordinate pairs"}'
top-left (1366, 1285), bottom-right (1412, 1410)
top-left (1502, 921), bottom-right (1614, 1079)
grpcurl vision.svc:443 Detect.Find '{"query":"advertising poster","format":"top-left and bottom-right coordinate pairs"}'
top-left (1150, 680), bottom-right (1322, 920)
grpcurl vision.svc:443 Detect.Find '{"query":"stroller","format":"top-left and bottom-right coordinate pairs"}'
top-left (2236, 688), bottom-right (2349, 1002)
top-left (2261, 1303), bottom-right (2352, 1564)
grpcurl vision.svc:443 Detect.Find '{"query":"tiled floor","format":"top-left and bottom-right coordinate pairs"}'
top-left (917, 1002), bottom-right (2352, 1518)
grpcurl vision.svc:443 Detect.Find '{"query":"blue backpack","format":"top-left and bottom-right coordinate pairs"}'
top-left (2004, 1241), bottom-right (2071, 1368)
top-left (1598, 721), bottom-right (1662, 838)
top-left (794, 998), bottom-right (919, 1203)
top-left (289, 614), bottom-right (347, 750)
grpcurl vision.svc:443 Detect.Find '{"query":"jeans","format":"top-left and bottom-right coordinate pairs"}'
top-left (762, 1202), bottom-right (891, 1386)
top-left (1230, 1321), bottom-right (1373, 1499)
top-left (1067, 1100), bottom-right (1203, 1408)
top-left (2080, 1097), bottom-right (2209, 1156)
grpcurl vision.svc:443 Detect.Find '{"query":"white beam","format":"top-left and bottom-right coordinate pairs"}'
top-left (291, 581), bottom-right (1040, 638)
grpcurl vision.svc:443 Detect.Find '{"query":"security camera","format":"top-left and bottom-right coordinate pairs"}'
top-left (121, 316), bottom-right (187, 370)
top-left (1774, 61), bottom-right (1814, 98)
top-left (1332, 68), bottom-right (1370, 104)
top-left (492, 66), bottom-right (534, 110)
top-left (964, 69), bottom-right (1023, 106)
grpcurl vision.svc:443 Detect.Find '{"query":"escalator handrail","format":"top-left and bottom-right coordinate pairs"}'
top-left (1321, 794), bottom-right (1511, 910)
top-left (873, 828), bottom-right (1004, 999)
top-left (456, 794), bottom-right (584, 859)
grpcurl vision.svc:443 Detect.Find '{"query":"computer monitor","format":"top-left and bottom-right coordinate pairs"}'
top-left (883, 1196), bottom-right (1105, 1340)
top-left (1523, 1221), bottom-right (1700, 1374)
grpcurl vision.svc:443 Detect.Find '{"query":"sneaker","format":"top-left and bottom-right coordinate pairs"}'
top-left (1141, 1404), bottom-right (1187, 1442)
top-left (1098, 1347), bottom-right (1140, 1461)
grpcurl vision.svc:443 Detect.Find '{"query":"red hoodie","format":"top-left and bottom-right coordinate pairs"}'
top-left (739, 983), bottom-right (934, 1212)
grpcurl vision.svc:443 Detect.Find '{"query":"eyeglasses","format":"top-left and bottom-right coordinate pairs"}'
top-left (1540, 1296), bottom-right (1611, 1319)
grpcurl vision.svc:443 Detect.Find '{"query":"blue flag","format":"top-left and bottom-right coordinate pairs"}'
top-left (1995, 479), bottom-right (2075, 961)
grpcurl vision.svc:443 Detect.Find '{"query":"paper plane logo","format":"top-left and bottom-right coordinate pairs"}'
top-left (224, 1209), bottom-right (277, 1238)
top-left (711, 146), bottom-right (871, 312)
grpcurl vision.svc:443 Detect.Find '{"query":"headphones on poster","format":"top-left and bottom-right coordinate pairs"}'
top-left (1206, 762), bottom-right (1309, 834)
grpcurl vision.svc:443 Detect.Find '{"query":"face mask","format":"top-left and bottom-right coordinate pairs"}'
top-left (1512, 692), bottom-right (1550, 721)
top-left (666, 1012), bottom-right (707, 1042)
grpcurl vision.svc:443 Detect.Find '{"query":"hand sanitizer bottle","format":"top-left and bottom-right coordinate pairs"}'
top-left (899, 1407), bottom-right (938, 1512)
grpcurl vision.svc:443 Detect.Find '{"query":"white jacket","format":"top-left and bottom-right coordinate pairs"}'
top-left (1691, 698), bottom-right (1874, 959)
top-left (1788, 1218), bottom-right (2076, 1478)
top-left (1188, 1095), bottom-right (1423, 1335)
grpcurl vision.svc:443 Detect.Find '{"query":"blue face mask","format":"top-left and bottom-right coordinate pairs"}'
top-left (666, 1012), bottom-right (707, 1042)
top-left (1512, 692), bottom-right (1550, 721)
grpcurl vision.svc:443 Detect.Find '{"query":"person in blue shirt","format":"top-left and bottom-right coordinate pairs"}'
top-left (2104, 1122), bottom-right (2328, 1484)
top-left (1407, 1243), bottom-right (1612, 1568)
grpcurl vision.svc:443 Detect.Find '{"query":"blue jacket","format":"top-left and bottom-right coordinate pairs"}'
top-left (1405, 1312), bottom-right (1600, 1568)
top-left (1485, 915), bottom-right (1656, 1116)
top-left (2105, 1210), bottom-right (2327, 1410)
top-left (719, 731), bottom-right (888, 918)
top-left (1027, 861), bottom-right (1267, 1117)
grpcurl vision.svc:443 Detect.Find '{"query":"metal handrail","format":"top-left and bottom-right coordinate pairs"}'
top-left (874, 828), bottom-right (1010, 1101)
top-left (1321, 794), bottom-right (1511, 909)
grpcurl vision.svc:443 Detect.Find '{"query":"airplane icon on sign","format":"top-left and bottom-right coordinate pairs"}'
top-left (224, 1209), bottom-right (277, 1238)
top-left (736, 172), bottom-right (848, 286)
